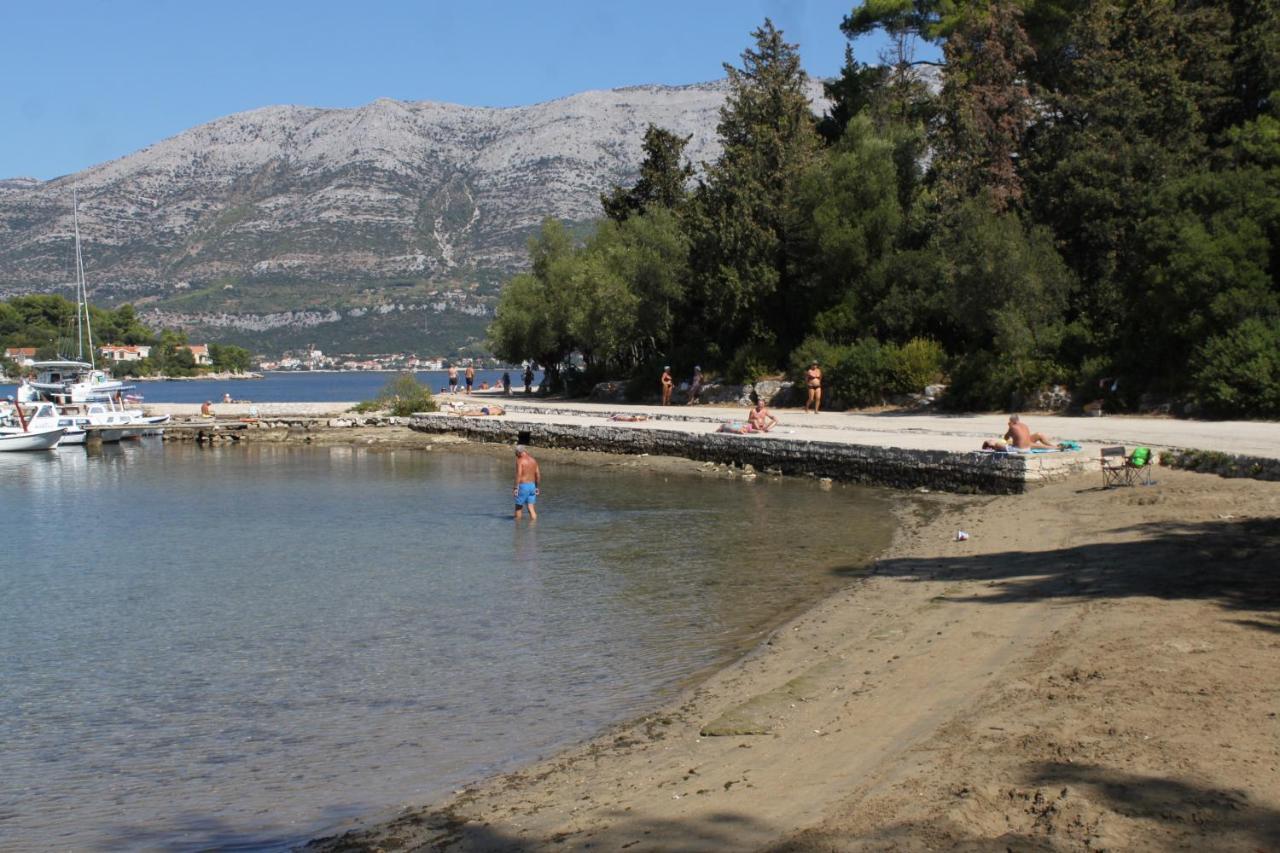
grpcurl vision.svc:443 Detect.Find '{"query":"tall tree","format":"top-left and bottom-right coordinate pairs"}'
top-left (684, 19), bottom-right (822, 362)
top-left (600, 125), bottom-right (695, 223)
top-left (931, 0), bottom-right (1036, 212)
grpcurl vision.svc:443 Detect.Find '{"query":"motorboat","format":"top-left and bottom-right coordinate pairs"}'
top-left (21, 361), bottom-right (127, 405)
top-left (58, 397), bottom-right (149, 443)
top-left (2, 400), bottom-right (85, 445)
top-left (0, 427), bottom-right (65, 451)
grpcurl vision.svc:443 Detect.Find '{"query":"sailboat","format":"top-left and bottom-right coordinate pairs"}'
top-left (22, 191), bottom-right (129, 405)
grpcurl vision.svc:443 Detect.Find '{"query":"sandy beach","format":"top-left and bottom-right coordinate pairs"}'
top-left (309, 457), bottom-right (1280, 852)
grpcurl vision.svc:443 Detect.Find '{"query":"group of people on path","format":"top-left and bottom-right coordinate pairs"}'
top-left (660, 361), bottom-right (824, 412)
top-left (447, 364), bottom-right (536, 396)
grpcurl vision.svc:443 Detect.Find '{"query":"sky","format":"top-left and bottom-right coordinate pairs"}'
top-left (0, 0), bottom-right (928, 181)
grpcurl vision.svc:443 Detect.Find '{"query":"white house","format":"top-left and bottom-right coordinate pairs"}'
top-left (4, 347), bottom-right (36, 367)
top-left (100, 344), bottom-right (152, 362)
top-left (183, 344), bottom-right (214, 366)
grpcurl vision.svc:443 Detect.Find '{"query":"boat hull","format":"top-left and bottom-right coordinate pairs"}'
top-left (0, 427), bottom-right (66, 451)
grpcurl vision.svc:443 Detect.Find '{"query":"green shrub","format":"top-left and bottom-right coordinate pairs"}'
top-left (833, 338), bottom-right (892, 407)
top-left (886, 337), bottom-right (945, 395)
top-left (945, 351), bottom-right (1064, 411)
top-left (1192, 318), bottom-right (1280, 417)
top-left (726, 341), bottom-right (780, 383)
top-left (365, 371), bottom-right (438, 416)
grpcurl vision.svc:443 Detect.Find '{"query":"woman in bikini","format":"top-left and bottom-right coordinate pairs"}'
top-left (805, 361), bottom-right (822, 414)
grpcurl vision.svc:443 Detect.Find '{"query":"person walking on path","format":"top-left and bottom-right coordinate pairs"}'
top-left (513, 445), bottom-right (541, 521)
top-left (805, 361), bottom-right (823, 414)
top-left (523, 365), bottom-right (534, 395)
top-left (465, 364), bottom-right (475, 394)
top-left (448, 365), bottom-right (459, 394)
top-left (687, 366), bottom-right (704, 405)
top-left (661, 365), bottom-right (674, 406)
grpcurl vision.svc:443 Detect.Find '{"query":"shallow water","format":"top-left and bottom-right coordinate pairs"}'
top-left (0, 442), bottom-right (892, 850)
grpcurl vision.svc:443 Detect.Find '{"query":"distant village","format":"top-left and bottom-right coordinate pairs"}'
top-left (5, 344), bottom-right (500, 377)
top-left (258, 347), bottom-right (498, 372)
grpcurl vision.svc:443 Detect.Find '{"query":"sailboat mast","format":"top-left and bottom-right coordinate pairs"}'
top-left (71, 190), bottom-right (96, 368)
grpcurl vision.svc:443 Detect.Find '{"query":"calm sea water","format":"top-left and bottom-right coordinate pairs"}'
top-left (0, 369), bottom-right (539, 404)
top-left (0, 441), bottom-right (893, 851)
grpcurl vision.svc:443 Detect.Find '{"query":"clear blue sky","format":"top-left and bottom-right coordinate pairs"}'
top-left (2, 0), bottom-right (919, 181)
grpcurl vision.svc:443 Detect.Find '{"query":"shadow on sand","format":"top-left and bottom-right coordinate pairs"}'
top-left (862, 516), bottom-right (1280, 626)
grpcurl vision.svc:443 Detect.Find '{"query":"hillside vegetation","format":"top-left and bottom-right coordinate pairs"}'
top-left (491, 4), bottom-right (1280, 417)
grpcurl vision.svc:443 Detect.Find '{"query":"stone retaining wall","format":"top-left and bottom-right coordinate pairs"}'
top-left (1163, 448), bottom-right (1280, 481)
top-left (409, 414), bottom-right (1089, 494)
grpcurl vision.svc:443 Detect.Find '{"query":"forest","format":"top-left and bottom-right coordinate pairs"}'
top-left (489, 0), bottom-right (1280, 417)
top-left (0, 294), bottom-right (252, 377)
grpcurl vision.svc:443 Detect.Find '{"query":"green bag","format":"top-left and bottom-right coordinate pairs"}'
top-left (1130, 446), bottom-right (1152, 468)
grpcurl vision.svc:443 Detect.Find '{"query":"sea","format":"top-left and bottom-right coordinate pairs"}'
top-left (0, 369), bottom-right (538, 405)
top-left (0, 436), bottom-right (894, 850)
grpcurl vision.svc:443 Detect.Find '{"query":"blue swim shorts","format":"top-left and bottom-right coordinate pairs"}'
top-left (515, 482), bottom-right (538, 506)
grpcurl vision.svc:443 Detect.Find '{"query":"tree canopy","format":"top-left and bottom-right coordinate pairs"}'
top-left (491, 3), bottom-right (1280, 417)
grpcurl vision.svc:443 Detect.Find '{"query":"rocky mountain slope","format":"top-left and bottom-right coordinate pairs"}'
top-left (0, 80), bottom-right (826, 355)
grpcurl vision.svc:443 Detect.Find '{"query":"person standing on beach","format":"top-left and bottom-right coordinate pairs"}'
top-left (805, 361), bottom-right (823, 414)
top-left (661, 365), bottom-right (674, 406)
top-left (448, 365), bottom-right (459, 394)
top-left (687, 366), bottom-right (703, 405)
top-left (523, 365), bottom-right (534, 394)
top-left (502, 371), bottom-right (512, 396)
top-left (513, 445), bottom-right (541, 520)
top-left (465, 364), bottom-right (475, 394)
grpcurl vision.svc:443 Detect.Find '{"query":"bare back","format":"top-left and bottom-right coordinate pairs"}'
top-left (516, 454), bottom-right (540, 485)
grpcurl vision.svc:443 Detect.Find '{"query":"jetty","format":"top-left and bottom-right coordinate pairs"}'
top-left (138, 398), bottom-right (1280, 493)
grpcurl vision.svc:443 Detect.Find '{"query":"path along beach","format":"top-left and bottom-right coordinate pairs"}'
top-left (146, 398), bottom-right (1280, 850)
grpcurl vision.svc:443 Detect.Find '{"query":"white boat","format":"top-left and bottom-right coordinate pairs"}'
top-left (20, 193), bottom-right (128, 406)
top-left (22, 362), bottom-right (128, 405)
top-left (0, 427), bottom-right (66, 451)
top-left (1, 401), bottom-right (84, 446)
top-left (58, 397), bottom-right (149, 443)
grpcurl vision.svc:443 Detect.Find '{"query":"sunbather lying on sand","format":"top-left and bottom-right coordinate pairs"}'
top-left (609, 414), bottom-right (648, 422)
top-left (718, 421), bottom-right (759, 434)
top-left (458, 404), bottom-right (504, 417)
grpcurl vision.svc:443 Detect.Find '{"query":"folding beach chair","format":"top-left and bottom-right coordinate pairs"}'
top-left (1100, 446), bottom-right (1156, 488)
top-left (1100, 446), bottom-right (1132, 487)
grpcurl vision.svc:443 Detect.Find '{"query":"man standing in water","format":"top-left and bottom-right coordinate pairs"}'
top-left (513, 445), bottom-right (541, 521)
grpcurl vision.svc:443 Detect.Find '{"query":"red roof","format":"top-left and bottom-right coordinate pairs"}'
top-left (5, 347), bottom-right (36, 357)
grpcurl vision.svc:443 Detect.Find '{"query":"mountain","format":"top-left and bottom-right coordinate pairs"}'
top-left (0, 80), bottom-right (827, 356)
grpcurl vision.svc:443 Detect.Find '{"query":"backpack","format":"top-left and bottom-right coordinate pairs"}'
top-left (1130, 446), bottom-right (1152, 468)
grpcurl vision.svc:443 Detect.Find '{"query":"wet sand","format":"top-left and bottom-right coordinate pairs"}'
top-left (309, 465), bottom-right (1280, 852)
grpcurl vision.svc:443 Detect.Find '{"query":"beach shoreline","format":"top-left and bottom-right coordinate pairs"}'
top-left (306, 462), bottom-right (1280, 852)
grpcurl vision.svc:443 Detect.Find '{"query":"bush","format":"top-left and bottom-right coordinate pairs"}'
top-left (365, 371), bottom-right (438, 416)
top-left (1192, 318), bottom-right (1280, 417)
top-left (833, 339), bottom-right (892, 407)
top-left (945, 351), bottom-right (1064, 412)
top-left (885, 337), bottom-right (945, 395)
top-left (789, 336), bottom-right (892, 409)
top-left (726, 341), bottom-right (780, 383)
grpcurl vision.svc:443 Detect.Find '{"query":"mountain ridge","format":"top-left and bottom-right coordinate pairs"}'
top-left (0, 78), bottom-right (827, 354)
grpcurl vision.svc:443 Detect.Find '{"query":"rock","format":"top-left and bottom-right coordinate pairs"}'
top-left (752, 380), bottom-right (794, 406)
top-left (698, 383), bottom-right (752, 405)
top-left (589, 380), bottom-right (628, 403)
top-left (924, 384), bottom-right (948, 400)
